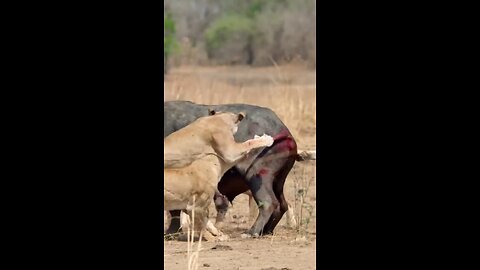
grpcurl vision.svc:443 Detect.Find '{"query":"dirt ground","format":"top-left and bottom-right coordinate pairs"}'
top-left (164, 65), bottom-right (316, 270)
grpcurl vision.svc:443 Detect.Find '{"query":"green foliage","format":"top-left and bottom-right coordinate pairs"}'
top-left (164, 14), bottom-right (177, 56)
top-left (163, 0), bottom-right (316, 68)
top-left (205, 15), bottom-right (254, 52)
top-left (164, 13), bottom-right (179, 74)
top-left (245, 0), bottom-right (267, 18)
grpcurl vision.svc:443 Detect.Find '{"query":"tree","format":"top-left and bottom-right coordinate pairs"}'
top-left (164, 13), bottom-right (177, 74)
top-left (205, 15), bottom-right (254, 65)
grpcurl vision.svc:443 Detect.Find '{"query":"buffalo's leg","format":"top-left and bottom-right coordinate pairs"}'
top-left (247, 191), bottom-right (258, 224)
top-left (213, 192), bottom-right (230, 228)
top-left (216, 170), bottom-right (249, 227)
top-left (166, 210), bottom-right (181, 235)
top-left (263, 158), bottom-right (295, 234)
top-left (245, 173), bottom-right (279, 236)
top-left (164, 211), bottom-right (171, 234)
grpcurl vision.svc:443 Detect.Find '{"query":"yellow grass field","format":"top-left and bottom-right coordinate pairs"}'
top-left (164, 64), bottom-right (317, 270)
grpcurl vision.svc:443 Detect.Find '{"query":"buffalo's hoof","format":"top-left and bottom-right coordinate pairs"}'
top-left (164, 233), bottom-right (180, 241)
top-left (240, 232), bottom-right (259, 239)
top-left (240, 233), bottom-right (251, 239)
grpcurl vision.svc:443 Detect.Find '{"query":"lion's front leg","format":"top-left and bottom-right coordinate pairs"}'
top-left (215, 134), bottom-right (274, 164)
top-left (186, 197), bottom-right (229, 242)
top-left (206, 219), bottom-right (229, 241)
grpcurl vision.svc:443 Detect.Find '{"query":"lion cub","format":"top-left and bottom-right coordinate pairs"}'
top-left (164, 110), bottom-right (273, 241)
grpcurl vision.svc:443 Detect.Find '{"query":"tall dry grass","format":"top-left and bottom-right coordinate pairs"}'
top-left (186, 196), bottom-right (202, 270)
top-left (164, 65), bottom-right (316, 150)
top-left (291, 160), bottom-right (316, 238)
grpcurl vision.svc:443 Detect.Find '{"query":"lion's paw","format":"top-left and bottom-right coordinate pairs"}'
top-left (261, 134), bottom-right (274, 147)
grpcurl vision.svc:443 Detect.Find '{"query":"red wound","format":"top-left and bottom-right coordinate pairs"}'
top-left (273, 130), bottom-right (297, 151)
top-left (258, 168), bottom-right (269, 176)
top-left (273, 129), bottom-right (291, 141)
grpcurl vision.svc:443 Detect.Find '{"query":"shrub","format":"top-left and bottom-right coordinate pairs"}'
top-left (164, 13), bottom-right (178, 74)
top-left (204, 15), bottom-right (254, 65)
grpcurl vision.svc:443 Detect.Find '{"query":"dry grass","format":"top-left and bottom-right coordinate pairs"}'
top-left (186, 197), bottom-right (202, 270)
top-left (291, 160), bottom-right (316, 238)
top-left (164, 64), bottom-right (316, 150)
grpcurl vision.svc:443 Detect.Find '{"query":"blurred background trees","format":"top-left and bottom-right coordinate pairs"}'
top-left (164, 13), bottom-right (177, 74)
top-left (164, 0), bottom-right (316, 73)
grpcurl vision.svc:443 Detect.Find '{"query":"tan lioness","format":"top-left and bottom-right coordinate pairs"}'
top-left (164, 110), bottom-right (274, 241)
top-left (164, 109), bottom-right (248, 168)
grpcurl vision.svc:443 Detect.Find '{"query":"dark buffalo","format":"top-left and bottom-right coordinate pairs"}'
top-left (164, 100), bottom-right (305, 236)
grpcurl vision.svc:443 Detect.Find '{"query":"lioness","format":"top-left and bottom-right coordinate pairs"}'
top-left (164, 110), bottom-right (274, 241)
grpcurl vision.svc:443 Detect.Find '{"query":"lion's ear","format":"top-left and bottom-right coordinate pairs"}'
top-left (208, 109), bottom-right (216, 116)
top-left (237, 112), bottom-right (246, 122)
